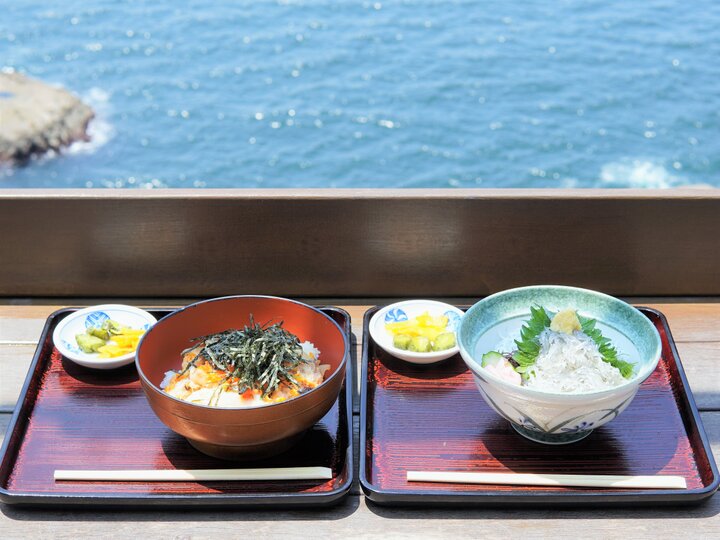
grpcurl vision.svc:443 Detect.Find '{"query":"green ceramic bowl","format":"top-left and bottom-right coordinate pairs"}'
top-left (457, 285), bottom-right (662, 444)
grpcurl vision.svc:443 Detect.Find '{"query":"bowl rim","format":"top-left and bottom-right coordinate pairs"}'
top-left (368, 299), bottom-right (463, 361)
top-left (457, 285), bottom-right (663, 400)
top-left (135, 294), bottom-right (350, 411)
top-left (52, 304), bottom-right (157, 366)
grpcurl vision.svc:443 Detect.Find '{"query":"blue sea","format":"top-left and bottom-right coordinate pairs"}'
top-left (1, 0), bottom-right (719, 188)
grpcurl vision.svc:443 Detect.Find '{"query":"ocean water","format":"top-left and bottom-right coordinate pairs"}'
top-left (1, 0), bottom-right (719, 189)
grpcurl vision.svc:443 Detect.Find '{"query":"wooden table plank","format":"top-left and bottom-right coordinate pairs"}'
top-left (676, 342), bottom-right (720, 411)
top-left (647, 303), bottom-right (720, 343)
top-left (3, 301), bottom-right (720, 341)
top-left (0, 345), bottom-right (35, 412)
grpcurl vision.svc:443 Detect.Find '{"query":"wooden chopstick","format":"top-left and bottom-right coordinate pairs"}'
top-left (54, 466), bottom-right (333, 482)
top-left (406, 471), bottom-right (687, 489)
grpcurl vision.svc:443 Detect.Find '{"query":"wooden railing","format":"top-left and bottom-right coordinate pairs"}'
top-left (1, 189), bottom-right (718, 297)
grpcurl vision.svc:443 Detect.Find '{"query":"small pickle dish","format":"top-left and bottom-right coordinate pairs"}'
top-left (369, 300), bottom-right (464, 364)
top-left (52, 304), bottom-right (157, 370)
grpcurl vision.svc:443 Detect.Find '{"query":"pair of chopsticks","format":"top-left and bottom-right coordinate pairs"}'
top-left (406, 471), bottom-right (687, 489)
top-left (54, 467), bottom-right (332, 482)
top-left (55, 467), bottom-right (686, 489)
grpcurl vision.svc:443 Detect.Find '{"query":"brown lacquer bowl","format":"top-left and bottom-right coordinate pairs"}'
top-left (135, 296), bottom-right (348, 460)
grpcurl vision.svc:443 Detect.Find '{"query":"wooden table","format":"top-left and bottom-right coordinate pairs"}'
top-left (1, 300), bottom-right (718, 539)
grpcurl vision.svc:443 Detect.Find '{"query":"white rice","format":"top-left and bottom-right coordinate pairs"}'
top-left (525, 329), bottom-right (626, 393)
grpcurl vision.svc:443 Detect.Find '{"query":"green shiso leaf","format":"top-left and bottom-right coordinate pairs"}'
top-left (513, 305), bottom-right (552, 368)
top-left (578, 316), bottom-right (635, 379)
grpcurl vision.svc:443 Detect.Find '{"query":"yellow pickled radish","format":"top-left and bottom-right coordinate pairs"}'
top-left (98, 344), bottom-right (133, 358)
top-left (386, 311), bottom-right (454, 351)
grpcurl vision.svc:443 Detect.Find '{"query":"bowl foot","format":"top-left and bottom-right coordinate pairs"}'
top-left (511, 424), bottom-right (593, 445)
top-left (187, 431), bottom-right (306, 461)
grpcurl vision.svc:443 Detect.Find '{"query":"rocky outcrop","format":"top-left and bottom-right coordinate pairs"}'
top-left (0, 72), bottom-right (94, 163)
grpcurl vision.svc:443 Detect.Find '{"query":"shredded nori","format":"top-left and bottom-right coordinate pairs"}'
top-left (180, 316), bottom-right (307, 397)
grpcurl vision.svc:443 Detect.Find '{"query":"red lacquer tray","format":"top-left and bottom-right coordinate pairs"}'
top-left (360, 307), bottom-right (718, 506)
top-left (0, 307), bottom-right (354, 508)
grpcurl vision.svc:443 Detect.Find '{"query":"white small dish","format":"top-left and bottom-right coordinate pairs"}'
top-left (369, 300), bottom-right (464, 364)
top-left (52, 304), bottom-right (157, 370)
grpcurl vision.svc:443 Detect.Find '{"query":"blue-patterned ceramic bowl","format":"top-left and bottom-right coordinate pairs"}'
top-left (457, 286), bottom-right (662, 444)
top-left (53, 304), bottom-right (157, 369)
top-left (370, 300), bottom-right (464, 364)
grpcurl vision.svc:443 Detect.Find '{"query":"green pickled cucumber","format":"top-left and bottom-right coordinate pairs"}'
top-left (393, 334), bottom-right (412, 350)
top-left (481, 351), bottom-right (505, 367)
top-left (432, 332), bottom-right (456, 351)
top-left (88, 326), bottom-right (110, 340)
top-left (76, 333), bottom-right (106, 353)
top-left (408, 335), bottom-right (431, 352)
top-left (105, 319), bottom-right (125, 335)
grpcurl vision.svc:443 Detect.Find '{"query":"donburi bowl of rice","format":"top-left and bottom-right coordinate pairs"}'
top-left (457, 285), bottom-right (661, 444)
top-left (136, 295), bottom-right (349, 459)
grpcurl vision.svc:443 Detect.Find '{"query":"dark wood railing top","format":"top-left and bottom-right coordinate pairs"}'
top-left (1, 189), bottom-right (718, 297)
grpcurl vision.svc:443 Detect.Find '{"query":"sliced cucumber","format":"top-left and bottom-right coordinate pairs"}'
top-left (393, 334), bottom-right (412, 350)
top-left (76, 333), bottom-right (105, 353)
top-left (481, 351), bottom-right (505, 367)
top-left (408, 336), bottom-right (431, 352)
top-left (432, 332), bottom-right (456, 351)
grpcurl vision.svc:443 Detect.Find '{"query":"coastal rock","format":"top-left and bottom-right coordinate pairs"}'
top-left (0, 72), bottom-right (94, 163)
